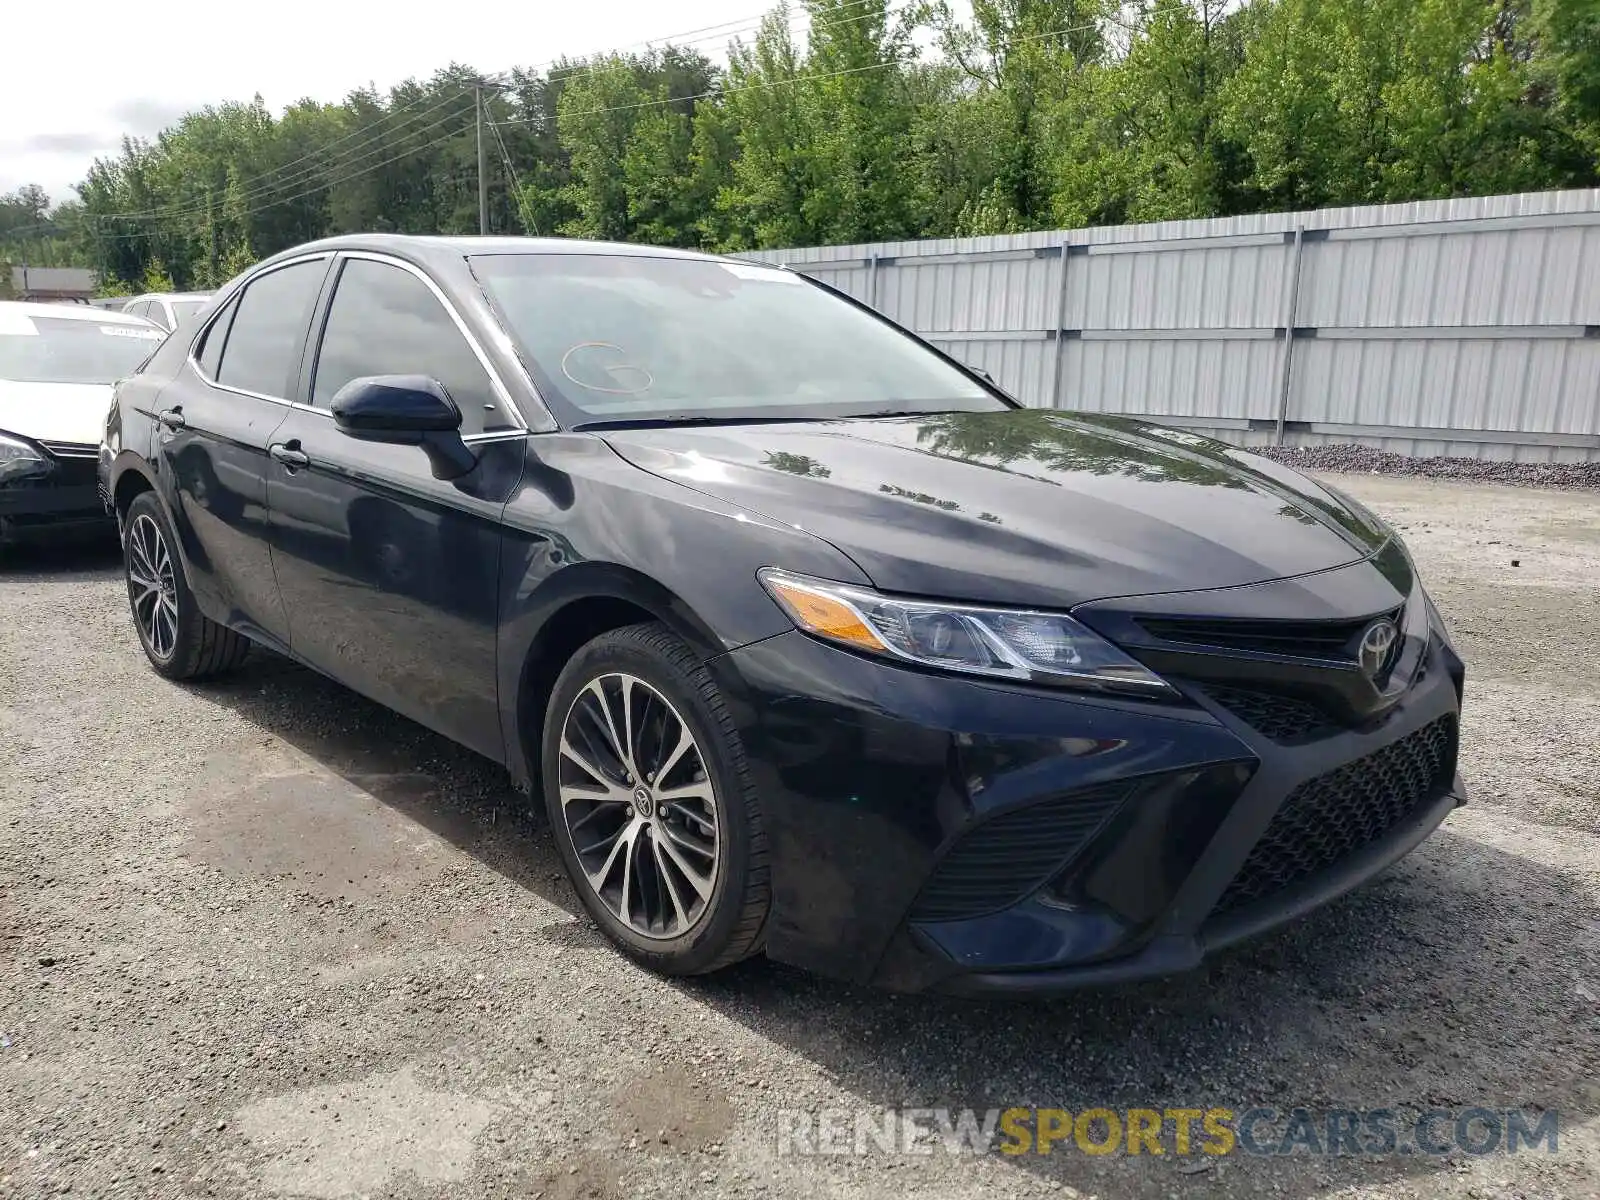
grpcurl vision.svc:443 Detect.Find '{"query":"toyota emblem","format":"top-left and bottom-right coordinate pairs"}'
top-left (1358, 618), bottom-right (1399, 680)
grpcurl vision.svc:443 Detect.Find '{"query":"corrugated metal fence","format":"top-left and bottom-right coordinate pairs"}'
top-left (744, 189), bottom-right (1600, 461)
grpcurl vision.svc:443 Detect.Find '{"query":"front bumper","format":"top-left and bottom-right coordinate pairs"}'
top-left (710, 608), bottom-right (1464, 996)
top-left (1, 449), bottom-right (116, 546)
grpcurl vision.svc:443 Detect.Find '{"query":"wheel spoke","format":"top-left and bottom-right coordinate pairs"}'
top-left (585, 820), bottom-right (636, 894)
top-left (129, 536), bottom-right (156, 582)
top-left (652, 720), bottom-right (695, 786)
top-left (618, 823), bottom-right (639, 930)
top-left (582, 680), bottom-right (632, 780)
top-left (651, 833), bottom-right (689, 930)
top-left (566, 800), bottom-right (626, 840)
top-left (619, 676), bottom-right (638, 775)
top-left (558, 735), bottom-right (623, 797)
top-left (664, 804), bottom-right (715, 837)
top-left (152, 602), bottom-right (174, 656)
top-left (656, 827), bottom-right (715, 900)
top-left (657, 780), bottom-right (715, 807)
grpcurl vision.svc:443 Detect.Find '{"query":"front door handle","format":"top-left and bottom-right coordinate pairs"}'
top-left (269, 442), bottom-right (310, 470)
top-left (157, 407), bottom-right (185, 430)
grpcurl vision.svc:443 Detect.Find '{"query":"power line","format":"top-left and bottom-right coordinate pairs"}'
top-left (68, 0), bottom-right (901, 232)
top-left (93, 96), bottom-right (481, 231)
top-left (63, 3), bottom-right (1179, 238)
top-left (488, 118), bottom-right (539, 235)
top-left (96, 90), bottom-right (478, 225)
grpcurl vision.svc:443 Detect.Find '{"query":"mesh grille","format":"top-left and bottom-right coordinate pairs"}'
top-left (911, 783), bottom-right (1129, 922)
top-left (1214, 715), bottom-right (1457, 915)
top-left (1202, 684), bottom-right (1333, 741)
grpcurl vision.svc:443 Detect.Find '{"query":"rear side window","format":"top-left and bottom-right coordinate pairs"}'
top-left (216, 260), bottom-right (326, 399)
top-left (195, 294), bottom-right (240, 379)
top-left (310, 257), bottom-right (512, 434)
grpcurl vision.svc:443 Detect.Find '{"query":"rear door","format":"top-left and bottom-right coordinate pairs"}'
top-left (157, 256), bottom-right (330, 651)
top-left (264, 252), bottom-right (525, 758)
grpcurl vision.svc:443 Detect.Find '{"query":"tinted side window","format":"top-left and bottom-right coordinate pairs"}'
top-left (311, 258), bottom-right (511, 434)
top-left (195, 295), bottom-right (239, 379)
top-left (216, 260), bottom-right (326, 399)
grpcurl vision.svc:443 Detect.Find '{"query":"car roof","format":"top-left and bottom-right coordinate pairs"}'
top-left (257, 233), bottom-right (741, 274)
top-left (128, 292), bottom-right (213, 302)
top-left (0, 300), bottom-right (162, 327)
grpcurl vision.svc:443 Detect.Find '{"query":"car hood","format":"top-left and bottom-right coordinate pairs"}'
top-left (601, 410), bottom-right (1391, 609)
top-left (0, 379), bottom-right (113, 446)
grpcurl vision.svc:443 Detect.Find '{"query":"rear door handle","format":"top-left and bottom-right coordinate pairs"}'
top-left (269, 442), bottom-right (310, 470)
top-left (157, 407), bottom-right (185, 430)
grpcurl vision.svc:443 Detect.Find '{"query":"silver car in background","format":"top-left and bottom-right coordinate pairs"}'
top-left (121, 292), bottom-right (214, 333)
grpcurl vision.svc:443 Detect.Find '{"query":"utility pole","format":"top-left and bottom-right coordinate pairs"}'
top-left (475, 81), bottom-right (489, 236)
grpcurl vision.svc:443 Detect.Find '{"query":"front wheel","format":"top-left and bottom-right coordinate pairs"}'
top-left (123, 491), bottom-right (250, 680)
top-left (541, 622), bottom-right (769, 975)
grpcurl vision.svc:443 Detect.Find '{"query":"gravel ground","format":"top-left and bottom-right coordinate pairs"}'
top-left (1255, 444), bottom-right (1600, 491)
top-left (2, 471), bottom-right (1598, 1200)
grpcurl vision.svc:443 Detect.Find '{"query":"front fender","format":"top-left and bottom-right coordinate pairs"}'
top-left (493, 434), bottom-right (867, 791)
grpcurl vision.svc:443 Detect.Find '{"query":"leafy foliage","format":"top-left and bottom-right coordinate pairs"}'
top-left (4, 0), bottom-right (1598, 288)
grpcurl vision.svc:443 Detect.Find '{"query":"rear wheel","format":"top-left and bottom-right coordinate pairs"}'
top-left (541, 622), bottom-right (769, 975)
top-left (123, 491), bottom-right (250, 680)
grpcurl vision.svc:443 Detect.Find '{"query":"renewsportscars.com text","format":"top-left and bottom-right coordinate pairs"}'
top-left (776, 1106), bottom-right (1559, 1158)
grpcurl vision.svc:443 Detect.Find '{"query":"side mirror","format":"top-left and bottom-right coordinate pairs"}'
top-left (329, 375), bottom-right (476, 480)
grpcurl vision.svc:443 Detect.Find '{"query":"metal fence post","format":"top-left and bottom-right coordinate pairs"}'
top-left (1274, 225), bottom-right (1306, 444)
top-left (868, 254), bottom-right (880, 309)
top-left (1046, 237), bottom-right (1072, 409)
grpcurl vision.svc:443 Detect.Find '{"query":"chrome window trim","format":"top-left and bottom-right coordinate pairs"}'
top-left (185, 252), bottom-right (333, 403)
top-left (184, 248), bottom-right (544, 436)
top-left (332, 250), bottom-right (529, 433)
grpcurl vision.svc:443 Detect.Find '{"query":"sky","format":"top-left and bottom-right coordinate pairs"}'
top-left (0, 0), bottom-right (768, 205)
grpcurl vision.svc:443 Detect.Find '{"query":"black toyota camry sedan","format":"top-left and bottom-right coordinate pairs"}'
top-left (100, 235), bottom-right (1465, 994)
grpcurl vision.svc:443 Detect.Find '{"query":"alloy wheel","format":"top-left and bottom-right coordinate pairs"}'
top-left (557, 673), bottom-right (721, 940)
top-left (127, 513), bottom-right (179, 661)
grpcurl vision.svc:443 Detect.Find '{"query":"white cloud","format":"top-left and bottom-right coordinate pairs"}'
top-left (0, 0), bottom-right (761, 205)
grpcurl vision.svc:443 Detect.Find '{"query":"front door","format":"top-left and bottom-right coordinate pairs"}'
top-left (157, 258), bottom-right (329, 651)
top-left (264, 254), bottom-right (525, 759)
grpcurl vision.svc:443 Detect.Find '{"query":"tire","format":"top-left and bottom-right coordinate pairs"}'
top-left (541, 622), bottom-right (769, 975)
top-left (123, 491), bottom-right (250, 680)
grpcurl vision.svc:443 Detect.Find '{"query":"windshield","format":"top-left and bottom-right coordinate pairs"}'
top-left (169, 300), bottom-right (208, 326)
top-left (0, 312), bottom-right (165, 385)
top-left (470, 253), bottom-right (1006, 427)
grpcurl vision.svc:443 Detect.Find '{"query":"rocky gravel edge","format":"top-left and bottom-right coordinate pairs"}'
top-left (1252, 443), bottom-right (1600, 490)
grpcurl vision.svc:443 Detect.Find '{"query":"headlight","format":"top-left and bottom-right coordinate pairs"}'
top-left (758, 569), bottom-right (1175, 697)
top-left (0, 432), bottom-right (49, 484)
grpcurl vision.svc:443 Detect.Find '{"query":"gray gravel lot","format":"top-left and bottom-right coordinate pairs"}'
top-left (2, 472), bottom-right (1598, 1199)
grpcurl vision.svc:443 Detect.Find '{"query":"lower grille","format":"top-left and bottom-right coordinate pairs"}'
top-left (47, 457), bottom-right (100, 490)
top-left (1202, 684), bottom-right (1333, 741)
top-left (911, 783), bottom-right (1129, 922)
top-left (1214, 715), bottom-right (1457, 915)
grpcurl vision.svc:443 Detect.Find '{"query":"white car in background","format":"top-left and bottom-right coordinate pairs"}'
top-left (0, 302), bottom-right (165, 549)
top-left (121, 292), bottom-right (214, 333)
